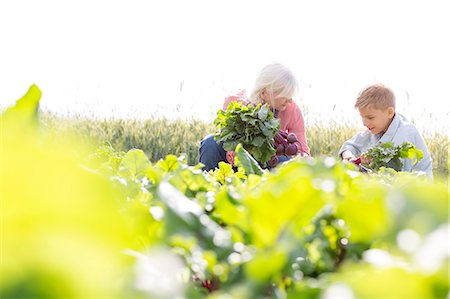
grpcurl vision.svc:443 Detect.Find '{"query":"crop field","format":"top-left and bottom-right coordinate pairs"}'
top-left (2, 86), bottom-right (448, 298)
top-left (41, 111), bottom-right (448, 179)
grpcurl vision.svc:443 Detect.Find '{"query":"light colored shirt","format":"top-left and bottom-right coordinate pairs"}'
top-left (223, 91), bottom-right (310, 155)
top-left (339, 113), bottom-right (433, 177)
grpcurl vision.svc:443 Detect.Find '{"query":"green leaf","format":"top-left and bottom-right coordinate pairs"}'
top-left (119, 149), bottom-right (151, 179)
top-left (244, 248), bottom-right (287, 283)
top-left (223, 140), bottom-right (239, 151)
top-left (257, 105), bottom-right (269, 121)
top-left (4, 84), bottom-right (41, 117)
top-left (251, 136), bottom-right (265, 147)
top-left (259, 122), bottom-right (272, 137)
top-left (336, 178), bottom-right (391, 242)
top-left (2, 84), bottom-right (42, 128)
top-left (339, 264), bottom-right (436, 299)
top-left (234, 144), bottom-right (264, 175)
top-left (213, 101), bottom-right (279, 164)
top-left (156, 154), bottom-right (180, 172)
top-left (212, 161), bottom-right (234, 185)
top-left (213, 188), bottom-right (247, 227)
top-left (365, 141), bottom-right (423, 172)
top-left (381, 142), bottom-right (394, 149)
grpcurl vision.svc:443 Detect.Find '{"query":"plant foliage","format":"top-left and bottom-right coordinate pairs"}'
top-left (364, 141), bottom-right (424, 171)
top-left (2, 86), bottom-right (448, 299)
top-left (213, 101), bottom-right (280, 165)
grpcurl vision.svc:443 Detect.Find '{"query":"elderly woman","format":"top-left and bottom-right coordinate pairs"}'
top-left (199, 62), bottom-right (310, 171)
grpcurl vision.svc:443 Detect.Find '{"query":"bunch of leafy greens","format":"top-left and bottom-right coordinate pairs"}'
top-left (214, 101), bottom-right (280, 165)
top-left (364, 141), bottom-right (424, 171)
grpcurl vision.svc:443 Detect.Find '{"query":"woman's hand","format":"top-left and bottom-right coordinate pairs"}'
top-left (226, 151), bottom-right (235, 166)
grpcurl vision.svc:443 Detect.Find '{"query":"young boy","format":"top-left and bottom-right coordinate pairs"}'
top-left (339, 83), bottom-right (433, 178)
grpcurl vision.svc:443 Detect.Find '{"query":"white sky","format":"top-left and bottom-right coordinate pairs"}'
top-left (0, 0), bottom-right (449, 132)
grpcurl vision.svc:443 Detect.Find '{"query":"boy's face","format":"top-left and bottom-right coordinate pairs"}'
top-left (358, 105), bottom-right (395, 135)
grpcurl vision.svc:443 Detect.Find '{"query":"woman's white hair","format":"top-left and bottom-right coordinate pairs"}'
top-left (250, 63), bottom-right (299, 104)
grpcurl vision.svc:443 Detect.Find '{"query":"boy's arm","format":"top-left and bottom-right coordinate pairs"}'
top-left (338, 139), bottom-right (359, 160)
top-left (338, 132), bottom-right (367, 160)
top-left (341, 150), bottom-right (357, 161)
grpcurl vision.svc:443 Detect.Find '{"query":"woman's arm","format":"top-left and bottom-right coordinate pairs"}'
top-left (223, 90), bottom-right (248, 110)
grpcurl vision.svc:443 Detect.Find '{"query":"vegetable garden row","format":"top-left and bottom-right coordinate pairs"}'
top-left (2, 85), bottom-right (448, 298)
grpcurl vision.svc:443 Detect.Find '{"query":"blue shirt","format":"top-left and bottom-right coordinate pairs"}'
top-left (339, 113), bottom-right (433, 178)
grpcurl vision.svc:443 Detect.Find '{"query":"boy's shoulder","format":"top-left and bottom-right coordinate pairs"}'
top-left (395, 113), bottom-right (420, 134)
top-left (386, 113), bottom-right (426, 145)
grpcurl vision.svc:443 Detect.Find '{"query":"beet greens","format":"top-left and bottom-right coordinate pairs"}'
top-left (364, 141), bottom-right (424, 171)
top-left (214, 101), bottom-right (280, 165)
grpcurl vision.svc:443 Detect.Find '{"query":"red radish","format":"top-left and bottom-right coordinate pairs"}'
top-left (276, 144), bottom-right (285, 155)
top-left (274, 132), bottom-right (283, 144)
top-left (267, 155), bottom-right (279, 167)
top-left (278, 130), bottom-right (288, 138)
top-left (353, 157), bottom-right (361, 165)
top-left (201, 278), bottom-right (219, 292)
top-left (287, 133), bottom-right (298, 143)
top-left (274, 132), bottom-right (289, 147)
top-left (285, 143), bottom-right (297, 156)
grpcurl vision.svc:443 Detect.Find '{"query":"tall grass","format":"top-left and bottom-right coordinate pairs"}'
top-left (42, 112), bottom-right (448, 178)
top-left (41, 112), bottom-right (212, 165)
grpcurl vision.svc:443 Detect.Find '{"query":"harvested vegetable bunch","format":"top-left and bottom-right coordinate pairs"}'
top-left (267, 130), bottom-right (300, 167)
top-left (363, 141), bottom-right (424, 171)
top-left (274, 130), bottom-right (299, 156)
top-left (214, 101), bottom-right (280, 165)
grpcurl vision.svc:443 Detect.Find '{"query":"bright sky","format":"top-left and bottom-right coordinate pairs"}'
top-left (1, 0), bottom-right (448, 132)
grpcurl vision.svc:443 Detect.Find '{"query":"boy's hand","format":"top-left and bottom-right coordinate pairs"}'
top-left (352, 156), bottom-right (362, 165)
top-left (226, 151), bottom-right (235, 166)
top-left (342, 150), bottom-right (356, 162)
top-left (359, 154), bottom-right (371, 165)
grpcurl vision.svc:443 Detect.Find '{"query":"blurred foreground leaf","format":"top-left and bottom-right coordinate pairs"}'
top-left (1, 85), bottom-right (131, 298)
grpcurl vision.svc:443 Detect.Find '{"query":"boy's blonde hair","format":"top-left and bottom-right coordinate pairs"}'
top-left (355, 83), bottom-right (396, 110)
top-left (250, 63), bottom-right (298, 104)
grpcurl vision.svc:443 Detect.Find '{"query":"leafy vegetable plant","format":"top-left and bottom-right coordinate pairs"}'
top-left (214, 101), bottom-right (280, 165)
top-left (4, 86), bottom-right (447, 299)
top-left (363, 141), bottom-right (424, 171)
